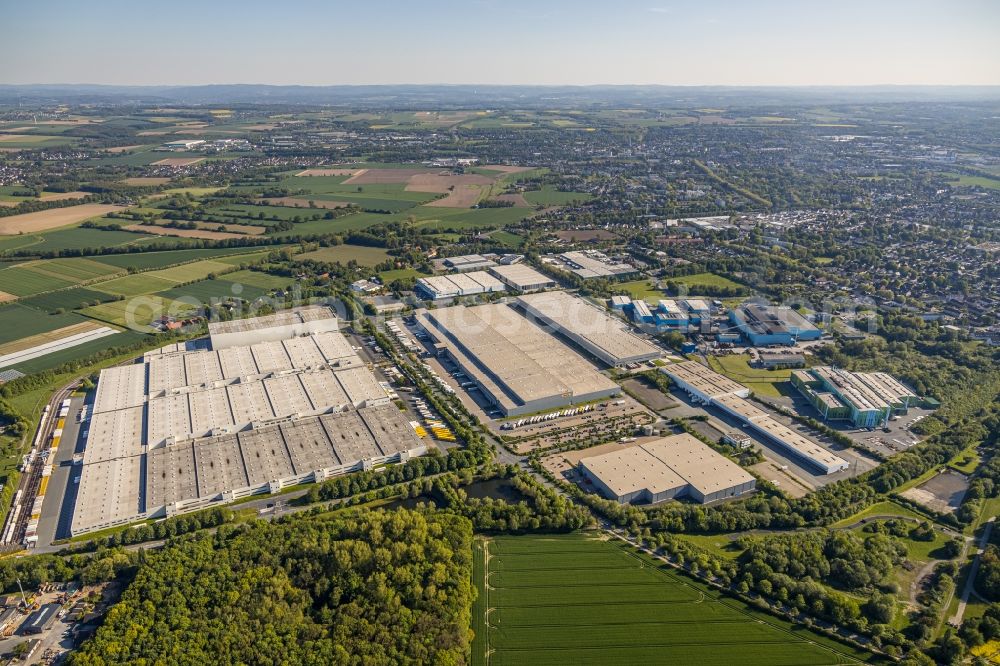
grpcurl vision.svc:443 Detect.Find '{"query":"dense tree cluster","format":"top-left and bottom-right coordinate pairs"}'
top-left (69, 510), bottom-right (475, 666)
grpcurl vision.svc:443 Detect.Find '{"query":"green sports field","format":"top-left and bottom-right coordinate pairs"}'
top-left (474, 533), bottom-right (869, 666)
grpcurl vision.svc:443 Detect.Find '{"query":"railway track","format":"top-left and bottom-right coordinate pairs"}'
top-left (1, 380), bottom-right (79, 548)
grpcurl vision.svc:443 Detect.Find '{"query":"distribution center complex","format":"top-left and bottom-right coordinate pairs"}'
top-left (71, 306), bottom-right (428, 536)
top-left (416, 302), bottom-right (621, 416)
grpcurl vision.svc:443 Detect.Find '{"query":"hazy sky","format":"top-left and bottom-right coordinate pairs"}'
top-left (3, 0), bottom-right (999, 86)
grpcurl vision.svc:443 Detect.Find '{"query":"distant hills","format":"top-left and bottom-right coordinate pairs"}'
top-left (0, 83), bottom-right (998, 107)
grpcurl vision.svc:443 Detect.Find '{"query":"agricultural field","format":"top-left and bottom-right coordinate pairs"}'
top-left (523, 186), bottom-right (592, 206)
top-left (707, 354), bottom-right (794, 397)
top-left (0, 204), bottom-right (124, 235)
top-left (95, 247), bottom-right (266, 270)
top-left (296, 244), bottom-right (390, 266)
top-left (0, 304), bottom-right (86, 346)
top-left (82, 294), bottom-right (194, 328)
top-left (8, 329), bottom-right (147, 375)
top-left (0, 226), bottom-right (157, 255)
top-left (18, 287), bottom-right (119, 313)
top-left (156, 278), bottom-right (272, 304)
top-left (0, 257), bottom-right (125, 296)
top-left (474, 533), bottom-right (869, 666)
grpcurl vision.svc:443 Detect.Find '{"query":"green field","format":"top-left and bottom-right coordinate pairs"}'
top-left (615, 280), bottom-right (664, 303)
top-left (9, 330), bottom-right (148, 375)
top-left (95, 247), bottom-right (266, 270)
top-left (942, 172), bottom-right (1000, 191)
top-left (18, 287), bottom-right (119, 313)
top-left (378, 267), bottom-right (429, 283)
top-left (0, 257), bottom-right (125, 296)
top-left (0, 227), bottom-right (157, 255)
top-left (156, 279), bottom-right (270, 304)
top-left (296, 244), bottom-right (390, 266)
top-left (476, 533), bottom-right (869, 666)
top-left (82, 295), bottom-right (195, 328)
top-left (707, 354), bottom-right (794, 397)
top-left (0, 304), bottom-right (86, 345)
top-left (668, 272), bottom-right (745, 292)
top-left (523, 186), bottom-right (592, 206)
top-left (218, 269), bottom-right (293, 290)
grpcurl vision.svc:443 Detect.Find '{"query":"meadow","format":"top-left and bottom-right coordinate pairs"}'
top-left (668, 271), bottom-right (745, 292)
top-left (296, 244), bottom-right (390, 266)
top-left (474, 533), bottom-right (870, 666)
top-left (523, 186), bottom-right (593, 206)
top-left (707, 354), bottom-right (793, 397)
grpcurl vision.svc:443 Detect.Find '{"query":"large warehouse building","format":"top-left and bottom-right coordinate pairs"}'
top-left (792, 366), bottom-right (919, 428)
top-left (71, 307), bottom-right (427, 536)
top-left (729, 303), bottom-right (822, 346)
top-left (415, 271), bottom-right (507, 300)
top-left (516, 291), bottom-right (661, 366)
top-left (487, 264), bottom-right (556, 293)
top-left (662, 361), bottom-right (849, 474)
top-left (579, 434), bottom-right (756, 505)
top-left (416, 303), bottom-right (621, 416)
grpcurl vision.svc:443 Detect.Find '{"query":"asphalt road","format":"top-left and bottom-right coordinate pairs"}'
top-left (35, 395), bottom-right (87, 547)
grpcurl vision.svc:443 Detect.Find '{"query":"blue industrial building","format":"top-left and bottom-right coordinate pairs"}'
top-left (655, 300), bottom-right (689, 327)
top-left (729, 304), bottom-right (821, 346)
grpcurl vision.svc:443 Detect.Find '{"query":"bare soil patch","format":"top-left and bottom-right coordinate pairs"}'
top-left (0, 201), bottom-right (18, 208)
top-left (554, 229), bottom-right (618, 242)
top-left (152, 157), bottom-right (205, 167)
top-left (0, 204), bottom-right (123, 235)
top-left (123, 224), bottom-right (248, 241)
top-left (124, 177), bottom-right (171, 186)
top-left (39, 191), bottom-right (89, 201)
top-left (260, 197), bottom-right (350, 209)
top-left (481, 165), bottom-right (535, 174)
top-left (406, 172), bottom-right (494, 208)
top-left (345, 168), bottom-right (443, 185)
top-left (0, 291), bottom-right (16, 303)
top-left (295, 168), bottom-right (362, 177)
top-left (493, 193), bottom-right (531, 207)
top-left (0, 135), bottom-right (34, 143)
top-left (137, 130), bottom-right (169, 136)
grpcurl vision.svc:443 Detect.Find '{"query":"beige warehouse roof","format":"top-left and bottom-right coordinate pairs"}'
top-left (579, 434), bottom-right (754, 501)
top-left (580, 445), bottom-right (687, 498)
top-left (644, 434), bottom-right (754, 497)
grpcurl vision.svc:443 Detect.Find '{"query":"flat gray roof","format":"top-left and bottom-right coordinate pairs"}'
top-left (517, 291), bottom-right (661, 365)
top-left (208, 305), bottom-right (336, 336)
top-left (418, 303), bottom-right (619, 411)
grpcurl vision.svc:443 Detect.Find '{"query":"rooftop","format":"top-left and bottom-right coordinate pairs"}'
top-left (517, 291), bottom-right (661, 364)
